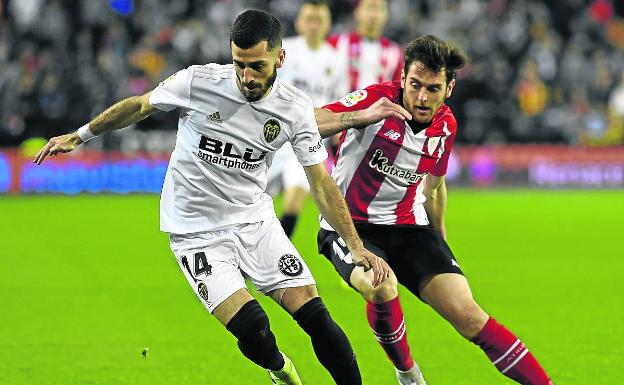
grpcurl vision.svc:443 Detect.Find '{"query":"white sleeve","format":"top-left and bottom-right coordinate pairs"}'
top-left (291, 102), bottom-right (328, 167)
top-left (149, 67), bottom-right (193, 111)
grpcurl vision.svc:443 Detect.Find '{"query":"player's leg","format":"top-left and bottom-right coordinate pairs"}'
top-left (218, 290), bottom-right (302, 385)
top-left (240, 218), bottom-right (361, 385)
top-left (280, 185), bottom-right (307, 237)
top-left (214, 290), bottom-right (287, 372)
top-left (318, 228), bottom-right (426, 385)
top-left (393, 226), bottom-right (553, 385)
top-left (269, 285), bottom-right (362, 385)
top-left (170, 232), bottom-right (301, 384)
top-left (352, 268), bottom-right (426, 385)
top-left (419, 273), bottom-right (553, 385)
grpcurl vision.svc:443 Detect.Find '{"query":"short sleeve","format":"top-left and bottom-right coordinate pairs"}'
top-left (322, 83), bottom-right (397, 113)
top-left (149, 67), bottom-right (193, 112)
top-left (430, 131), bottom-right (456, 177)
top-left (291, 104), bottom-right (328, 167)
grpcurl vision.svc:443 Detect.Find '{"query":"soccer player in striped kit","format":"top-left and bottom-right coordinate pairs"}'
top-left (315, 35), bottom-right (555, 385)
top-left (327, 0), bottom-right (403, 92)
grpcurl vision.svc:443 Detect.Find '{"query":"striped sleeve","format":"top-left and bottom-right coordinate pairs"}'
top-left (322, 82), bottom-right (400, 113)
top-left (430, 131), bottom-right (456, 177)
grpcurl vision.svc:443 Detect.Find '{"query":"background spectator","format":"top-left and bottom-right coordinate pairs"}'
top-left (1, 0), bottom-right (623, 148)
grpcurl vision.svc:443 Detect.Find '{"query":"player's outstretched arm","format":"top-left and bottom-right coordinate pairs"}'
top-left (304, 162), bottom-right (390, 287)
top-left (33, 92), bottom-right (157, 165)
top-left (314, 97), bottom-right (412, 139)
top-left (423, 175), bottom-right (448, 240)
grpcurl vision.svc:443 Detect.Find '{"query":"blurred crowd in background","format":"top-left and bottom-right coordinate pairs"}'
top-left (1, 0), bottom-right (624, 149)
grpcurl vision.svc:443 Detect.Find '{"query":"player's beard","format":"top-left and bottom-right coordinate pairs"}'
top-left (240, 65), bottom-right (278, 102)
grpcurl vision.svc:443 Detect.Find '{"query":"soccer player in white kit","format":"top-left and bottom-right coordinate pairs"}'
top-left (268, 0), bottom-right (349, 237)
top-left (33, 10), bottom-right (390, 385)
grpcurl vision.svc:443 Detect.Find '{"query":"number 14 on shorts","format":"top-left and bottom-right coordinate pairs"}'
top-left (181, 252), bottom-right (212, 282)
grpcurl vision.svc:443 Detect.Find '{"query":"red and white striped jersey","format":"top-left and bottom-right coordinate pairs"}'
top-left (327, 32), bottom-right (403, 91)
top-left (320, 81), bottom-right (457, 228)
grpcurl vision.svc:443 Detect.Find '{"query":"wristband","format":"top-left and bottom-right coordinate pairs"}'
top-left (76, 124), bottom-right (97, 142)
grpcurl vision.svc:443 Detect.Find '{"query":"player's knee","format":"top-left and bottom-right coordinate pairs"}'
top-left (227, 300), bottom-right (272, 342)
top-left (447, 300), bottom-right (488, 338)
top-left (293, 297), bottom-right (343, 341)
top-left (226, 300), bottom-right (281, 368)
top-left (359, 272), bottom-right (398, 303)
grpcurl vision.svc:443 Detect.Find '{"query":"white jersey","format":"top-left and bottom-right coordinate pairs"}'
top-left (149, 64), bottom-right (327, 234)
top-left (279, 36), bottom-right (349, 106)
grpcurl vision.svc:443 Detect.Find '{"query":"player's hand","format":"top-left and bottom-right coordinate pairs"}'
top-left (359, 97), bottom-right (412, 126)
top-left (350, 247), bottom-right (390, 287)
top-left (33, 133), bottom-right (83, 165)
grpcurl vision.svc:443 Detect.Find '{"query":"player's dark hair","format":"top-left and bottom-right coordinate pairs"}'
top-left (230, 10), bottom-right (283, 51)
top-left (403, 35), bottom-right (467, 84)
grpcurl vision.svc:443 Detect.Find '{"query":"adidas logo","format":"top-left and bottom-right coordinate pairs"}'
top-left (384, 129), bottom-right (401, 140)
top-left (207, 111), bottom-right (222, 124)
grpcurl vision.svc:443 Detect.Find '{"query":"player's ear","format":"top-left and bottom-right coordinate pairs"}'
top-left (446, 79), bottom-right (456, 98)
top-left (276, 48), bottom-right (286, 69)
top-left (400, 70), bottom-right (406, 89)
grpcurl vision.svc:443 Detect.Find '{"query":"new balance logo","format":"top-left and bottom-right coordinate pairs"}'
top-left (207, 112), bottom-right (222, 124)
top-left (384, 129), bottom-right (401, 140)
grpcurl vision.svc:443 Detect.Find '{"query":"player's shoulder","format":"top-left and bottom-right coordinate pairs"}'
top-left (189, 63), bottom-right (233, 81)
top-left (434, 104), bottom-right (457, 134)
top-left (282, 36), bottom-right (309, 57)
top-left (365, 80), bottom-right (402, 102)
top-left (273, 79), bottom-right (314, 110)
top-left (324, 81), bottom-right (400, 111)
top-left (282, 35), bottom-right (302, 48)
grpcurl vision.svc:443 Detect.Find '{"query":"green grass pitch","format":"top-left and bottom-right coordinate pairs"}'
top-left (1, 190), bottom-right (623, 385)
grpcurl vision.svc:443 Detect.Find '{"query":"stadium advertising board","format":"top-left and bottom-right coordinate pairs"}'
top-left (0, 146), bottom-right (622, 194)
top-left (0, 149), bottom-right (169, 194)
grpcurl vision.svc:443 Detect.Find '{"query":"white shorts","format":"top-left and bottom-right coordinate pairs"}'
top-left (267, 142), bottom-right (309, 196)
top-left (169, 216), bottom-right (316, 313)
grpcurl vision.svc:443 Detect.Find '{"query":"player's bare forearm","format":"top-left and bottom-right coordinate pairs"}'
top-left (305, 162), bottom-right (391, 286)
top-left (423, 175), bottom-right (448, 239)
top-left (33, 93), bottom-right (156, 165)
top-left (313, 177), bottom-right (362, 248)
top-left (314, 108), bottom-right (365, 138)
top-left (89, 93), bottom-right (156, 135)
top-left (314, 98), bottom-right (412, 138)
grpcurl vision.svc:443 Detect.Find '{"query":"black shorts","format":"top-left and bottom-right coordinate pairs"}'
top-left (317, 222), bottom-right (463, 298)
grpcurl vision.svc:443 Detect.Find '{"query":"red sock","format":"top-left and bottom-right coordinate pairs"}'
top-left (472, 317), bottom-right (553, 385)
top-left (366, 297), bottom-right (413, 371)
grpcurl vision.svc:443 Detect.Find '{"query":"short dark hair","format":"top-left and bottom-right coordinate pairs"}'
top-left (230, 10), bottom-right (283, 51)
top-left (403, 35), bottom-right (467, 84)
